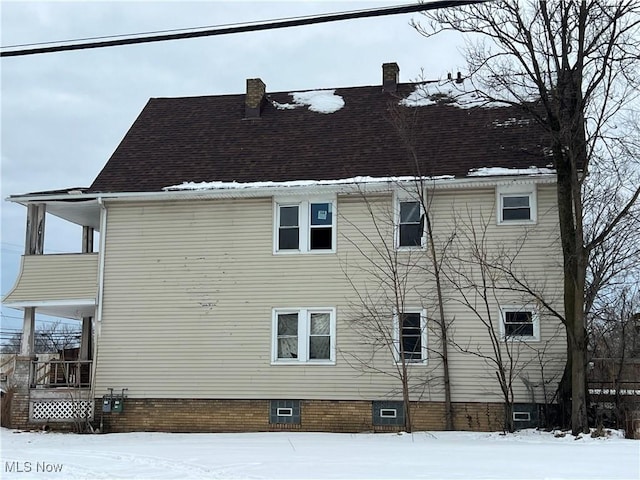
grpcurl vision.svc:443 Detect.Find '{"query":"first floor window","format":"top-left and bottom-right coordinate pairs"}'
top-left (273, 308), bottom-right (336, 363)
top-left (276, 312), bottom-right (299, 358)
top-left (500, 306), bottom-right (539, 341)
top-left (394, 309), bottom-right (427, 363)
top-left (309, 312), bottom-right (331, 359)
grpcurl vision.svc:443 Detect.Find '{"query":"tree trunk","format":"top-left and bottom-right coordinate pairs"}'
top-left (401, 362), bottom-right (412, 433)
top-left (425, 210), bottom-right (454, 430)
top-left (555, 154), bottom-right (589, 434)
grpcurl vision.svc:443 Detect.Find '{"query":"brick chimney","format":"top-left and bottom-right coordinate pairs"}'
top-left (382, 62), bottom-right (399, 93)
top-left (245, 78), bottom-right (266, 118)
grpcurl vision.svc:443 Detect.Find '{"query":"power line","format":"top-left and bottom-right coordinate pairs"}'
top-left (0, 1), bottom-right (485, 58)
top-left (3, 8), bottom-right (382, 49)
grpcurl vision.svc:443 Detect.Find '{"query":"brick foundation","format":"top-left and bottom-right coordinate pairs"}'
top-left (6, 356), bottom-right (34, 430)
top-left (94, 398), bottom-right (507, 433)
top-left (9, 393), bottom-right (29, 429)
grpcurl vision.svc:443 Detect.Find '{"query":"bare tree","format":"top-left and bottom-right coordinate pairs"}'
top-left (387, 101), bottom-right (456, 430)
top-left (415, 0), bottom-right (640, 434)
top-left (438, 205), bottom-right (564, 432)
top-left (589, 287), bottom-right (640, 429)
top-left (1, 321), bottom-right (80, 354)
top-left (340, 191), bottom-right (436, 432)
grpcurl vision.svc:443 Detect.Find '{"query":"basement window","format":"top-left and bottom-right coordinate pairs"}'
top-left (380, 408), bottom-right (397, 418)
top-left (513, 411), bottom-right (531, 422)
top-left (270, 400), bottom-right (301, 424)
top-left (372, 401), bottom-right (404, 426)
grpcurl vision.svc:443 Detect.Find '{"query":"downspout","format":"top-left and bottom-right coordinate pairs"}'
top-left (90, 196), bottom-right (107, 418)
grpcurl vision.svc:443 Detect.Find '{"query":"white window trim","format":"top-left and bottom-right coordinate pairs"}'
top-left (392, 308), bottom-right (428, 364)
top-left (273, 197), bottom-right (337, 254)
top-left (499, 305), bottom-right (540, 342)
top-left (513, 411), bottom-right (532, 421)
top-left (272, 307), bottom-right (336, 365)
top-left (394, 192), bottom-right (426, 250)
top-left (379, 408), bottom-right (398, 418)
top-left (496, 184), bottom-right (537, 225)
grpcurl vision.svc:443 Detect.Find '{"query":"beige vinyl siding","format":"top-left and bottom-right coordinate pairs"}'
top-left (430, 185), bottom-right (565, 402)
top-left (3, 253), bottom-right (98, 303)
top-left (95, 184), bottom-right (565, 403)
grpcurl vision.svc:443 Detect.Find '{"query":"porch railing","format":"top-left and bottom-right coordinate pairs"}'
top-left (30, 359), bottom-right (92, 388)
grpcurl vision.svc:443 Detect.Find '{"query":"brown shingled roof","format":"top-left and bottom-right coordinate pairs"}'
top-left (88, 83), bottom-right (550, 193)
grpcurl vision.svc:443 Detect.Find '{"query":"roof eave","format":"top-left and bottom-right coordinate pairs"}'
top-left (5, 174), bottom-right (557, 204)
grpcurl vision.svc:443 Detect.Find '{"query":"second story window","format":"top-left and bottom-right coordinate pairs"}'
top-left (501, 194), bottom-right (532, 221)
top-left (278, 205), bottom-right (300, 250)
top-left (397, 199), bottom-right (424, 249)
top-left (275, 198), bottom-right (336, 254)
top-left (310, 202), bottom-right (333, 250)
top-left (497, 184), bottom-right (537, 225)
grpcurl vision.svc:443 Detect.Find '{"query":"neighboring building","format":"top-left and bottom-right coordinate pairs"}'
top-left (3, 63), bottom-right (565, 432)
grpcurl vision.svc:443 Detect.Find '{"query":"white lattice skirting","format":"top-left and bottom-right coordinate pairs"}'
top-left (30, 400), bottom-right (94, 422)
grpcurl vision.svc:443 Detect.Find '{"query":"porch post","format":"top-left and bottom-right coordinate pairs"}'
top-left (79, 317), bottom-right (92, 361)
top-left (25, 203), bottom-right (46, 255)
top-left (10, 203), bottom-right (46, 428)
top-left (19, 307), bottom-right (36, 357)
top-left (82, 226), bottom-right (94, 254)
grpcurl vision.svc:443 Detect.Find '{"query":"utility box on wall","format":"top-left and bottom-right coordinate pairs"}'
top-left (111, 397), bottom-right (124, 413)
top-left (102, 388), bottom-right (127, 414)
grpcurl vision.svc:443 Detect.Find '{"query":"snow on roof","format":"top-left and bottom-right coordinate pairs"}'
top-left (492, 117), bottom-right (532, 127)
top-left (589, 388), bottom-right (640, 396)
top-left (399, 81), bottom-right (510, 110)
top-left (163, 175), bottom-right (455, 192)
top-left (468, 166), bottom-right (555, 177)
top-left (164, 168), bottom-right (557, 192)
top-left (272, 89), bottom-right (345, 114)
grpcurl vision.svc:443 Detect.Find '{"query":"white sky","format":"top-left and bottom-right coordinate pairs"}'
top-left (0, 1), bottom-right (465, 332)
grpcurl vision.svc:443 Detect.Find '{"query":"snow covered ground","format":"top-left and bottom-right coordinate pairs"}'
top-left (1, 428), bottom-right (638, 479)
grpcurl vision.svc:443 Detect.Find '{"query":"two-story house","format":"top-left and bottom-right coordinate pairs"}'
top-left (3, 63), bottom-right (565, 432)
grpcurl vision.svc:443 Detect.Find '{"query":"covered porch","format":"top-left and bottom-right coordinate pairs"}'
top-left (3, 194), bottom-right (102, 426)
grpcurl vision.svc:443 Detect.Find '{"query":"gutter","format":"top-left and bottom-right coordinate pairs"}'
top-left (90, 196), bottom-right (107, 404)
top-left (5, 174), bottom-right (558, 204)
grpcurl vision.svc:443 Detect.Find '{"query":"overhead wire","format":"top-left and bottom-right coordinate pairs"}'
top-left (0, 1), bottom-right (486, 57)
top-left (2, 7), bottom-right (385, 49)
